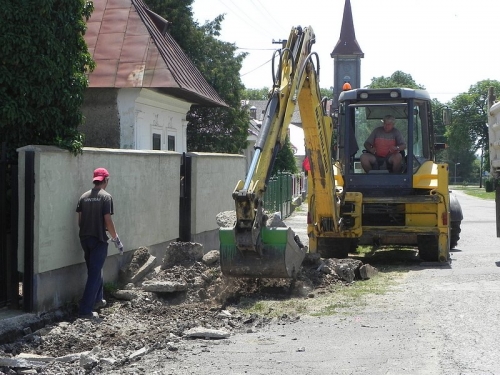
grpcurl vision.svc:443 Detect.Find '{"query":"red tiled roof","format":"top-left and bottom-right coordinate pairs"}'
top-left (85, 0), bottom-right (227, 107)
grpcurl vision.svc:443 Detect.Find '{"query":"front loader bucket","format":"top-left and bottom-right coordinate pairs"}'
top-left (219, 227), bottom-right (306, 278)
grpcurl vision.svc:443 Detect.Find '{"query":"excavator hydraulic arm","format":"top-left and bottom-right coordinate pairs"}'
top-left (219, 26), bottom-right (342, 278)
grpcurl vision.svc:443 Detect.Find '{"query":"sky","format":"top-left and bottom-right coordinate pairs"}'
top-left (192, 0), bottom-right (499, 104)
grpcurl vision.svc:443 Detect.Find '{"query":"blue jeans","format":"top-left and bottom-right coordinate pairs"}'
top-left (79, 237), bottom-right (108, 315)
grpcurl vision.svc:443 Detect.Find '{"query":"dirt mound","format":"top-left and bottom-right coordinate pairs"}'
top-left (0, 244), bottom-right (375, 374)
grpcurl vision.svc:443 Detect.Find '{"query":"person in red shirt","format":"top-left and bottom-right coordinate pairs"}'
top-left (302, 156), bottom-right (311, 176)
top-left (360, 115), bottom-right (406, 173)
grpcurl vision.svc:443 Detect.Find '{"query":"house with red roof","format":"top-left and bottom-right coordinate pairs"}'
top-left (81, 0), bottom-right (227, 152)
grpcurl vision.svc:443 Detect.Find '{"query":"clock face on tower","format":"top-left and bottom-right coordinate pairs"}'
top-left (338, 60), bottom-right (356, 86)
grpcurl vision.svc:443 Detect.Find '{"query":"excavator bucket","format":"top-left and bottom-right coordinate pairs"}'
top-left (219, 227), bottom-right (306, 278)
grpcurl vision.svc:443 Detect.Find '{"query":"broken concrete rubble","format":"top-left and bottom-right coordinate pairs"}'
top-left (0, 236), bottom-right (379, 374)
top-left (216, 210), bottom-right (290, 229)
top-left (112, 289), bottom-right (139, 301)
top-left (118, 246), bottom-right (154, 284)
top-left (161, 241), bottom-right (204, 268)
top-left (202, 250), bottom-right (220, 265)
top-left (142, 280), bottom-right (188, 293)
top-left (359, 264), bottom-right (378, 280)
top-left (183, 327), bottom-right (230, 340)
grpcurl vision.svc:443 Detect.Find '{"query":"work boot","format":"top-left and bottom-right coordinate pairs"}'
top-left (94, 299), bottom-right (107, 310)
top-left (79, 312), bottom-right (99, 320)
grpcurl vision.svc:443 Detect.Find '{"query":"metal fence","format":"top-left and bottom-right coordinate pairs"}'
top-left (264, 172), bottom-right (305, 219)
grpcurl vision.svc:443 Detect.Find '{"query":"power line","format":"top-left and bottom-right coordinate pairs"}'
top-left (236, 47), bottom-right (276, 51)
top-left (250, 0), bottom-right (286, 33)
top-left (241, 57), bottom-right (273, 77)
top-left (217, 0), bottom-right (279, 40)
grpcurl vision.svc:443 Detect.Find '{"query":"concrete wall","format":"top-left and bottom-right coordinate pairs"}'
top-left (17, 146), bottom-right (245, 312)
top-left (189, 153), bottom-right (246, 249)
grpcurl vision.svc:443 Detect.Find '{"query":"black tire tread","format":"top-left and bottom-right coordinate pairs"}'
top-left (450, 221), bottom-right (461, 249)
top-left (318, 238), bottom-right (357, 259)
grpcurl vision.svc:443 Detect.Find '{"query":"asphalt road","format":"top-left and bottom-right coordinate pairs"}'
top-left (138, 189), bottom-right (500, 375)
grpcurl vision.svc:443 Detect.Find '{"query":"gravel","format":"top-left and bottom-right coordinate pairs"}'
top-left (0, 239), bottom-right (369, 374)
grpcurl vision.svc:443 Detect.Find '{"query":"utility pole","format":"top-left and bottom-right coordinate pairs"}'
top-left (455, 162), bottom-right (460, 185)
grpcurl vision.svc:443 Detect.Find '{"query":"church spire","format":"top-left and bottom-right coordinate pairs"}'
top-left (331, 0), bottom-right (364, 57)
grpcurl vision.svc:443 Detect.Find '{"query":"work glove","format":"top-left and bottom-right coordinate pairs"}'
top-left (111, 236), bottom-right (124, 255)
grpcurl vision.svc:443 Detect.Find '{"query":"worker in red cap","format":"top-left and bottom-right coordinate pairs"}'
top-left (75, 167), bottom-right (123, 319)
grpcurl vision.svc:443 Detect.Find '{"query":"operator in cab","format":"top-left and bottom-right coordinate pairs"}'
top-left (360, 115), bottom-right (406, 173)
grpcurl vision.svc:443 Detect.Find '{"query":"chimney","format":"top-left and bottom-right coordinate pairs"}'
top-left (249, 106), bottom-right (257, 119)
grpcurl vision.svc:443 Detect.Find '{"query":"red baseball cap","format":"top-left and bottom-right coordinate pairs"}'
top-left (93, 168), bottom-right (109, 182)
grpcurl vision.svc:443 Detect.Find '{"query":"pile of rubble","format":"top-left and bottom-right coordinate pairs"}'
top-left (0, 240), bottom-right (377, 374)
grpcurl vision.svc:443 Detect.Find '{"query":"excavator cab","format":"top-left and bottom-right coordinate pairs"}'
top-left (339, 89), bottom-right (434, 187)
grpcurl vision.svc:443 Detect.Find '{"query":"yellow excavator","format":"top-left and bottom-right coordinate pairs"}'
top-left (219, 25), bottom-right (462, 278)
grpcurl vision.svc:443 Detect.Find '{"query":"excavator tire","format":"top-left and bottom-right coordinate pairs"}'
top-left (450, 220), bottom-right (461, 249)
top-left (317, 238), bottom-right (357, 259)
top-left (417, 234), bottom-right (439, 262)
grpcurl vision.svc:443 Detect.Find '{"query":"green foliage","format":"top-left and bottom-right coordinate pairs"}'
top-left (445, 80), bottom-right (500, 181)
top-left (103, 282), bottom-right (118, 295)
top-left (0, 0), bottom-right (95, 159)
top-left (320, 87), bottom-right (333, 99)
top-left (272, 136), bottom-right (298, 174)
top-left (242, 87), bottom-right (332, 101)
top-left (453, 185), bottom-right (495, 199)
top-left (484, 178), bottom-right (494, 192)
top-left (186, 106), bottom-right (248, 153)
top-left (366, 71), bottom-right (425, 89)
top-left (146, 0), bottom-right (249, 153)
top-left (242, 88), bottom-right (270, 100)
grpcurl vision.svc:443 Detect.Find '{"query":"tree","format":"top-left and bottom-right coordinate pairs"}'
top-left (446, 80), bottom-right (500, 181)
top-left (146, 0), bottom-right (249, 153)
top-left (242, 88), bottom-right (271, 100)
top-left (367, 71), bottom-right (425, 89)
top-left (272, 136), bottom-right (298, 174)
top-left (242, 87), bottom-right (332, 101)
top-left (320, 88), bottom-right (333, 99)
top-left (0, 0), bottom-right (95, 158)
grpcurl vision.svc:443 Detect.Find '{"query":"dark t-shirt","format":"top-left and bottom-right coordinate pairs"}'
top-left (76, 188), bottom-right (114, 243)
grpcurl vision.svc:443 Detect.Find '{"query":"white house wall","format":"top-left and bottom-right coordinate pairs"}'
top-left (117, 88), bottom-right (141, 149)
top-left (120, 88), bottom-right (191, 152)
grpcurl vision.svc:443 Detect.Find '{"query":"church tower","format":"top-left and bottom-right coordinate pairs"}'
top-left (331, 0), bottom-right (364, 110)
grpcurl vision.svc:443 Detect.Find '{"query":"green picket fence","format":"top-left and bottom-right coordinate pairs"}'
top-left (263, 172), bottom-right (304, 219)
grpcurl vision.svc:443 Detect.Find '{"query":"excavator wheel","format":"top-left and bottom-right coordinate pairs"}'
top-left (317, 238), bottom-right (357, 259)
top-left (450, 220), bottom-right (461, 249)
top-left (417, 234), bottom-right (439, 262)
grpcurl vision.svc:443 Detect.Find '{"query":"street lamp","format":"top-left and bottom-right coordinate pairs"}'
top-left (454, 162), bottom-right (460, 185)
